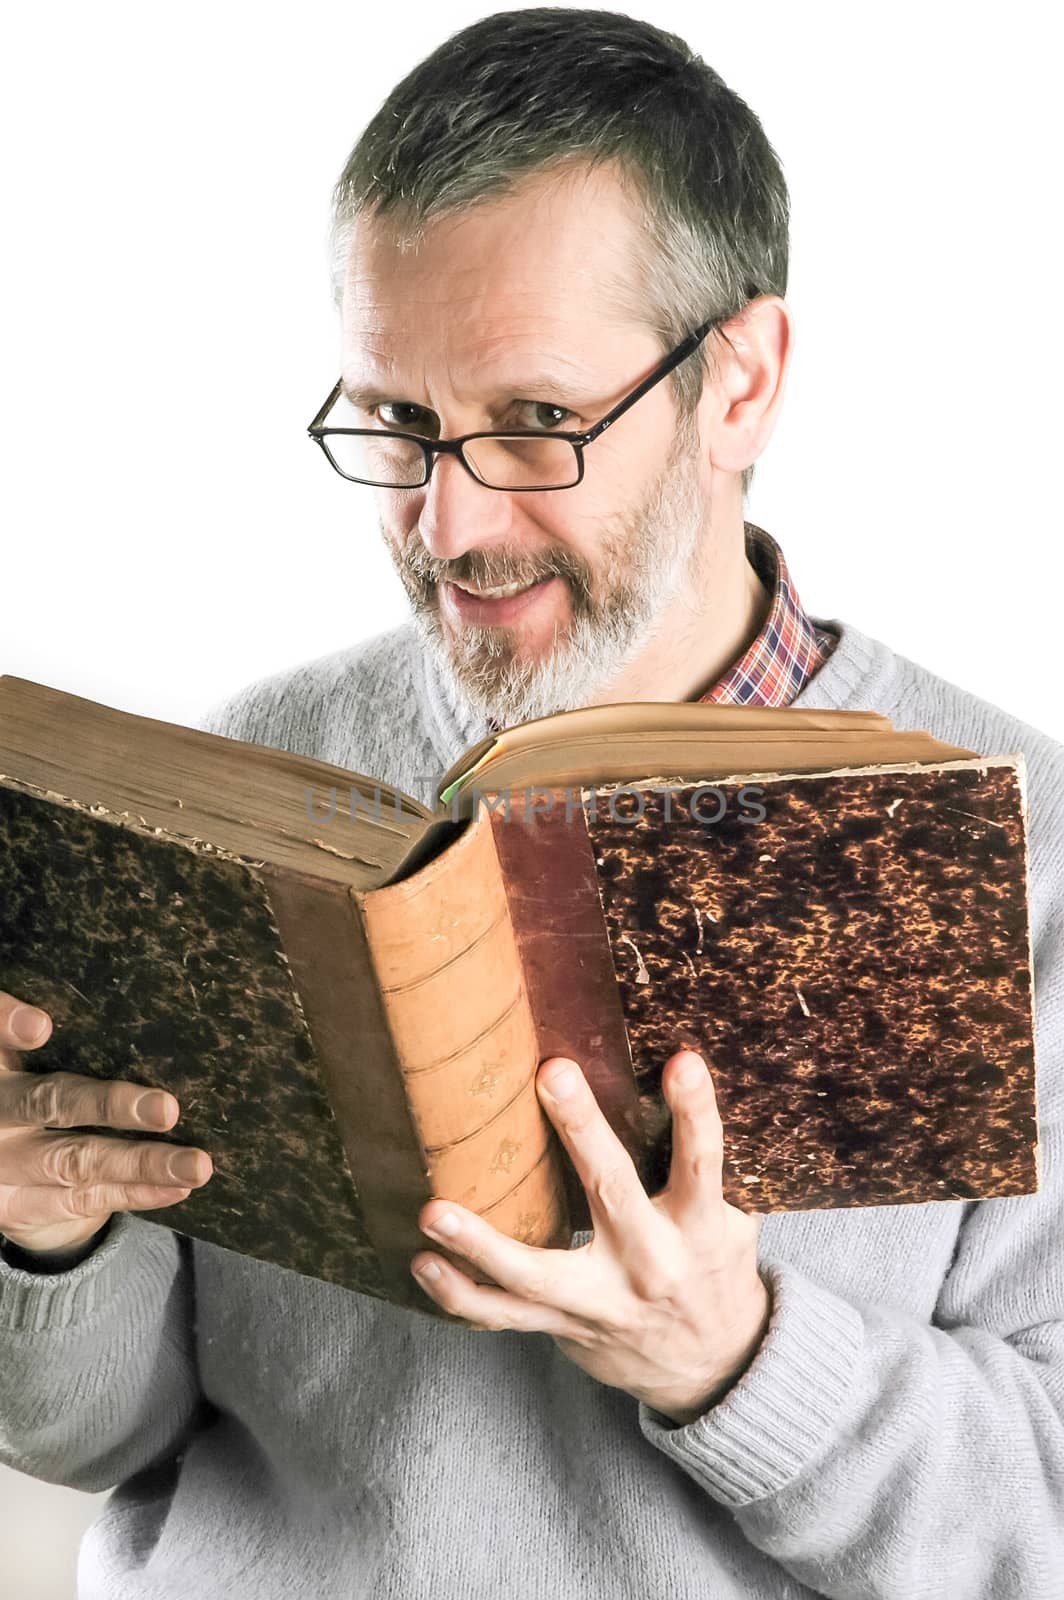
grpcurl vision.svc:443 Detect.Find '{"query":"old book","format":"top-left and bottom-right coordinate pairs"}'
top-left (0, 674), bottom-right (1039, 1320)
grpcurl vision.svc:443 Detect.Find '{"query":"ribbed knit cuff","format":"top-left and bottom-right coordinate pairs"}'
top-left (0, 1211), bottom-right (163, 1333)
top-left (0, 1217), bottom-right (113, 1274)
top-left (638, 1259), bottom-right (864, 1508)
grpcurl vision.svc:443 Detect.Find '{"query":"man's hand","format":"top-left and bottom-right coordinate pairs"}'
top-left (0, 988), bottom-right (213, 1257)
top-left (412, 1048), bottom-right (772, 1425)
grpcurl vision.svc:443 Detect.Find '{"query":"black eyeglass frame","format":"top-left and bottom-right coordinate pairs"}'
top-left (306, 314), bottom-right (722, 491)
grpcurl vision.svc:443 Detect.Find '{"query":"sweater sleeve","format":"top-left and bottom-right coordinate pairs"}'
top-left (638, 925), bottom-right (1064, 1598)
top-left (0, 1212), bottom-right (209, 1493)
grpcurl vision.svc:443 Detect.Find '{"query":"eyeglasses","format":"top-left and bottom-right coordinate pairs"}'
top-left (306, 315), bottom-right (722, 492)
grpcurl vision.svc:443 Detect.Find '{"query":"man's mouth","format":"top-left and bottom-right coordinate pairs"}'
top-left (454, 578), bottom-right (541, 600)
top-left (439, 573), bottom-right (563, 625)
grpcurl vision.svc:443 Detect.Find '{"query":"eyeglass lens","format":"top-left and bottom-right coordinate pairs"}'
top-left (320, 430), bottom-right (581, 490)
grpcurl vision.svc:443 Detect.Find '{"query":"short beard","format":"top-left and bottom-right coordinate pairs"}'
top-left (384, 415), bottom-right (706, 732)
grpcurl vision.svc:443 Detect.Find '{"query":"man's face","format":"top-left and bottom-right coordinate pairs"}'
top-left (339, 164), bottom-right (715, 730)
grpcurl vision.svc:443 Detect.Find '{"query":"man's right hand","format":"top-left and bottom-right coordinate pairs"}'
top-left (0, 988), bottom-right (213, 1257)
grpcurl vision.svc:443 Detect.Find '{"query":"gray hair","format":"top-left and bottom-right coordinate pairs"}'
top-left (329, 8), bottom-right (792, 500)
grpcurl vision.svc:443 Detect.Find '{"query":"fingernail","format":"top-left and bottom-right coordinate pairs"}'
top-left (11, 1005), bottom-right (49, 1045)
top-left (168, 1150), bottom-right (203, 1183)
top-left (135, 1091), bottom-right (175, 1127)
top-left (546, 1067), bottom-right (578, 1099)
top-left (415, 1261), bottom-right (441, 1281)
top-left (426, 1211), bottom-right (460, 1238)
top-left (677, 1056), bottom-right (705, 1088)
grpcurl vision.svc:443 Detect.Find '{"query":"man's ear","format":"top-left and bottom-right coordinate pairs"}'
top-left (700, 295), bottom-right (793, 474)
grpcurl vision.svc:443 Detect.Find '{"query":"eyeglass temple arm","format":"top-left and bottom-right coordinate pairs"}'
top-left (307, 313), bottom-right (720, 440)
top-left (578, 316), bottom-right (718, 446)
top-left (308, 381), bottom-right (343, 434)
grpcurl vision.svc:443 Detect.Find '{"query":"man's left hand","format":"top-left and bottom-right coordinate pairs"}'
top-left (411, 1049), bottom-right (772, 1426)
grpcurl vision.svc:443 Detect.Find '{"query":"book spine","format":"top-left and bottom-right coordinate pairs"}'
top-left (483, 792), bottom-right (646, 1232)
top-left (358, 810), bottom-right (571, 1262)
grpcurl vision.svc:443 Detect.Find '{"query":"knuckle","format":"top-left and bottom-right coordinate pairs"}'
top-left (23, 1074), bottom-right (63, 1127)
top-left (684, 1149), bottom-right (720, 1185)
top-left (563, 1104), bottom-right (595, 1138)
top-left (42, 1136), bottom-right (94, 1187)
top-left (66, 1186), bottom-right (108, 1218)
top-left (588, 1163), bottom-right (630, 1215)
top-left (475, 1311), bottom-right (510, 1333)
top-left (629, 1241), bottom-right (686, 1302)
top-left (632, 1264), bottom-right (682, 1302)
top-left (519, 1272), bottom-right (551, 1304)
top-left (94, 1085), bottom-right (121, 1126)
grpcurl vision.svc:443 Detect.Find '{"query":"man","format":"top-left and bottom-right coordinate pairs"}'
top-left (1, 11), bottom-right (1062, 1599)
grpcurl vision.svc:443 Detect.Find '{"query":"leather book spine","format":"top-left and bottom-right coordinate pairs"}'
top-left (257, 864), bottom-right (432, 1310)
top-left (484, 791), bottom-right (645, 1232)
top-left (356, 808), bottom-right (571, 1303)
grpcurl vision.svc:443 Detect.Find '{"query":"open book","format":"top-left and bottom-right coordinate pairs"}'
top-left (0, 675), bottom-right (1039, 1319)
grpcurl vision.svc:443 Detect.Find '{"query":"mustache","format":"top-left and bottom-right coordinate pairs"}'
top-left (401, 542), bottom-right (590, 595)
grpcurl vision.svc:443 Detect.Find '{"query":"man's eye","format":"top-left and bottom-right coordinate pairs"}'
top-left (515, 402), bottom-right (573, 432)
top-left (375, 403), bottom-right (428, 431)
top-left (371, 400), bottom-right (572, 432)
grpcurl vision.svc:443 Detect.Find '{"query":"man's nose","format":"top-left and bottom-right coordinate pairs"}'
top-left (416, 450), bottom-right (516, 564)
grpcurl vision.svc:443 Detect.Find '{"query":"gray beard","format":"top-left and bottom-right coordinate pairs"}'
top-left (388, 424), bottom-right (706, 732)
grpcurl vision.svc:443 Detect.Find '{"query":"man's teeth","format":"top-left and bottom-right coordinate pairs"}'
top-left (462, 578), bottom-right (542, 599)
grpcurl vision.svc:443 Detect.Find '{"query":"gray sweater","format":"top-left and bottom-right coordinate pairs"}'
top-left (2, 615), bottom-right (1063, 1600)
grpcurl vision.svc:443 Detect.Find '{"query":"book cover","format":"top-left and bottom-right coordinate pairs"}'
top-left (489, 760), bottom-right (1038, 1226)
top-left (0, 674), bottom-right (1038, 1318)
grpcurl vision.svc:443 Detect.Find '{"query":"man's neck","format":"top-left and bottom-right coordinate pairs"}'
top-left (591, 530), bottom-right (771, 706)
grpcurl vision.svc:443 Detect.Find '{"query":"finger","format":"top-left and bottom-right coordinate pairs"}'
top-left (660, 1050), bottom-right (724, 1225)
top-left (536, 1057), bottom-right (656, 1244)
top-left (0, 1068), bottom-right (181, 1133)
top-left (410, 1250), bottom-right (588, 1339)
top-left (0, 994), bottom-right (53, 1055)
top-left (6, 1127), bottom-right (212, 1191)
top-left (418, 1200), bottom-right (595, 1321)
top-left (0, 1181), bottom-right (195, 1233)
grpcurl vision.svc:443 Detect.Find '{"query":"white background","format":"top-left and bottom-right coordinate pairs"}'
top-left (1, 2), bottom-right (1060, 1594)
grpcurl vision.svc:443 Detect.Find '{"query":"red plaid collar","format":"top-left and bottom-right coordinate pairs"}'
top-left (480, 522), bottom-right (835, 731)
top-left (699, 522), bottom-right (838, 706)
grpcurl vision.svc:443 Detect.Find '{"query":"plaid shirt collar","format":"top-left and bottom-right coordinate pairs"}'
top-left (481, 522), bottom-right (835, 733)
top-left (699, 522), bottom-right (838, 707)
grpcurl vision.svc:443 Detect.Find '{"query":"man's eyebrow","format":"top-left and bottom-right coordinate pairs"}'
top-left (339, 381), bottom-right (391, 409)
top-left (339, 372), bottom-right (599, 409)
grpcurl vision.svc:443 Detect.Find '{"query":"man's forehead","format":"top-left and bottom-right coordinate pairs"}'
top-left (341, 165), bottom-right (647, 338)
top-left (340, 287), bottom-right (650, 406)
top-left (342, 256), bottom-right (636, 337)
top-left (339, 349), bottom-right (605, 409)
top-left (339, 307), bottom-right (658, 407)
